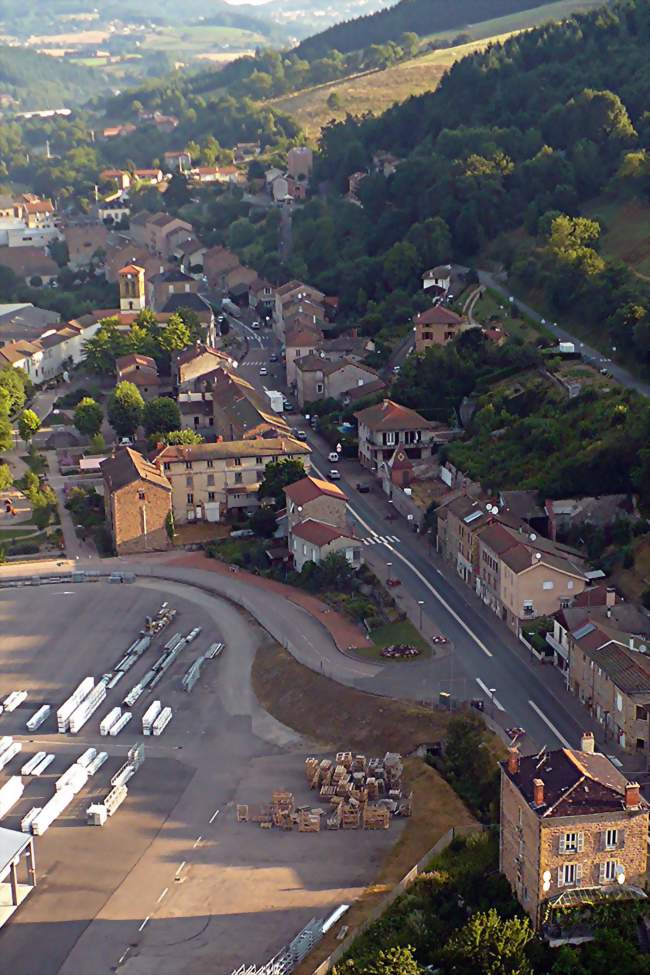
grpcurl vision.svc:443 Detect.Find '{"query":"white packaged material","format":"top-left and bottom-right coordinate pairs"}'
top-left (0, 776), bottom-right (24, 817)
top-left (69, 683), bottom-right (106, 733)
top-left (77, 748), bottom-right (97, 768)
top-left (32, 785), bottom-right (74, 834)
top-left (100, 707), bottom-right (122, 736)
top-left (21, 807), bottom-right (41, 833)
top-left (3, 690), bottom-right (27, 712)
top-left (57, 677), bottom-right (94, 732)
top-left (21, 751), bottom-right (46, 775)
top-left (142, 700), bottom-right (162, 735)
top-left (55, 764), bottom-right (88, 796)
top-left (0, 741), bottom-right (22, 770)
top-left (152, 707), bottom-right (173, 736)
top-left (0, 736), bottom-right (13, 756)
top-left (31, 753), bottom-right (55, 775)
top-left (26, 704), bottom-right (51, 731)
top-left (109, 712), bottom-right (132, 736)
top-left (86, 751), bottom-right (108, 776)
top-left (86, 803), bottom-right (107, 826)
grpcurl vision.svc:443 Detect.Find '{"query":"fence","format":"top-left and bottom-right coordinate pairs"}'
top-left (306, 824), bottom-right (486, 975)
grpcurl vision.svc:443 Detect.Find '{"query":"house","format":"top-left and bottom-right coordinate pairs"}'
top-left (273, 280), bottom-right (325, 340)
top-left (270, 175), bottom-right (290, 204)
top-left (104, 242), bottom-right (161, 284)
top-left (154, 437), bottom-right (311, 524)
top-left (234, 142), bottom-right (261, 162)
top-left (163, 150), bottom-right (191, 172)
top-left (0, 311), bottom-right (103, 385)
top-left (148, 113), bottom-right (179, 134)
top-left (100, 447), bottom-right (172, 555)
top-left (0, 246), bottom-right (58, 284)
top-left (422, 264), bottom-right (452, 294)
top-left (372, 151), bottom-right (402, 177)
top-left (499, 490), bottom-right (548, 536)
top-left (190, 165), bottom-right (242, 185)
top-left (99, 169), bottom-right (131, 191)
top-left (284, 475), bottom-right (361, 572)
top-left (211, 368), bottom-right (291, 441)
top-left (354, 399), bottom-right (439, 472)
top-left (287, 175), bottom-right (309, 201)
top-left (129, 211), bottom-right (153, 248)
top-left (115, 353), bottom-right (165, 400)
top-left (132, 169), bottom-right (163, 185)
top-left (295, 356), bottom-right (380, 410)
top-left (545, 496), bottom-right (640, 541)
top-left (287, 147), bottom-right (313, 181)
top-left (171, 237), bottom-right (206, 275)
top-left (203, 246), bottom-right (241, 292)
top-left (146, 213), bottom-right (193, 259)
top-left (249, 277), bottom-right (275, 314)
top-left (64, 223), bottom-right (109, 269)
top-left (500, 735), bottom-right (648, 929)
top-left (414, 305), bottom-right (469, 352)
top-left (285, 324), bottom-right (323, 388)
top-left (225, 264), bottom-right (258, 295)
top-left (318, 330), bottom-right (375, 364)
top-left (0, 197), bottom-right (59, 249)
top-left (0, 303), bottom-right (60, 345)
top-left (102, 124), bottom-right (137, 139)
top-left (97, 202), bottom-right (130, 225)
top-left (148, 267), bottom-right (199, 312)
top-left (174, 343), bottom-right (235, 390)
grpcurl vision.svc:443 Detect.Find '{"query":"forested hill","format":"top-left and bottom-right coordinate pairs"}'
top-left (295, 0), bottom-right (566, 57)
top-left (0, 46), bottom-right (109, 108)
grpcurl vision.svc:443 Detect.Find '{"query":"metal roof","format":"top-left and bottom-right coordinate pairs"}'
top-left (0, 826), bottom-right (30, 879)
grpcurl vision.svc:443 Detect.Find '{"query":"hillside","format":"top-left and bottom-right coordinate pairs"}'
top-left (272, 0), bottom-right (603, 138)
top-left (296, 0), bottom-right (570, 57)
top-left (0, 45), bottom-right (109, 108)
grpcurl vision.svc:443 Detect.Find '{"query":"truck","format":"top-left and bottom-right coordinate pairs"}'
top-left (221, 299), bottom-right (241, 318)
top-left (558, 341), bottom-right (576, 354)
top-left (264, 389), bottom-right (284, 414)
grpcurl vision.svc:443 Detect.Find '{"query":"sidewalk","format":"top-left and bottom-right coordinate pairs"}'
top-left (170, 551), bottom-right (372, 651)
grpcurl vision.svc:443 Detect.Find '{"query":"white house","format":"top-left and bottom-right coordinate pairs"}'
top-left (422, 264), bottom-right (452, 293)
top-left (0, 317), bottom-right (103, 385)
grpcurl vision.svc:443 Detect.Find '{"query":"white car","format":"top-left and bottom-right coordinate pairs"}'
top-left (251, 321), bottom-right (260, 330)
top-left (119, 437), bottom-right (134, 447)
top-left (328, 469), bottom-right (341, 480)
top-left (259, 366), bottom-right (268, 376)
top-left (328, 451), bottom-right (340, 463)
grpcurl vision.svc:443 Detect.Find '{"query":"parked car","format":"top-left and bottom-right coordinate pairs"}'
top-left (328, 469), bottom-right (341, 480)
top-left (270, 353), bottom-right (278, 362)
top-left (252, 321), bottom-right (260, 330)
top-left (284, 400), bottom-right (295, 412)
top-left (294, 429), bottom-right (307, 441)
top-left (328, 451), bottom-right (339, 463)
top-left (119, 437), bottom-right (134, 447)
top-left (356, 483), bottom-right (370, 493)
top-left (259, 366), bottom-right (268, 376)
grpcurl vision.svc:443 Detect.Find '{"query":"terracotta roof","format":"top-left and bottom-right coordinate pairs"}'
top-left (101, 447), bottom-right (171, 493)
top-left (354, 398), bottom-right (435, 431)
top-left (479, 521), bottom-right (520, 555)
top-left (0, 339), bottom-right (41, 364)
top-left (156, 437), bottom-right (309, 464)
top-left (415, 306), bottom-right (463, 326)
top-left (588, 641), bottom-right (650, 695)
top-left (285, 326), bottom-right (322, 348)
top-left (0, 245), bottom-right (57, 277)
top-left (292, 519), bottom-right (356, 547)
top-left (344, 378), bottom-right (387, 402)
top-left (284, 475), bottom-right (345, 506)
top-left (116, 353), bottom-right (158, 372)
top-left (119, 263), bottom-right (144, 275)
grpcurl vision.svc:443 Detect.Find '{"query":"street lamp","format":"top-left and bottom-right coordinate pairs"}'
top-left (417, 600), bottom-right (424, 632)
top-left (386, 562), bottom-right (392, 585)
top-left (489, 687), bottom-right (497, 719)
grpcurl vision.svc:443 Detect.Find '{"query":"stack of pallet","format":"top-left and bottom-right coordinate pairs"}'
top-left (298, 809), bottom-right (321, 832)
top-left (363, 805), bottom-right (390, 830)
top-left (341, 802), bottom-right (361, 829)
top-left (272, 791), bottom-right (295, 829)
top-left (236, 804), bottom-right (249, 822)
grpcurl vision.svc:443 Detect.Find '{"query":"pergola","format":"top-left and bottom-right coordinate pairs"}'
top-left (0, 826), bottom-right (36, 928)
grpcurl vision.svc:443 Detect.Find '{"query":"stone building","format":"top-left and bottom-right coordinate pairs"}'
top-left (101, 448), bottom-right (172, 555)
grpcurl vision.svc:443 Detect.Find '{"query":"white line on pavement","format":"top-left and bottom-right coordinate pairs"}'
top-left (175, 861), bottom-right (186, 876)
top-left (476, 677), bottom-right (505, 711)
top-left (528, 699), bottom-right (571, 747)
top-left (209, 807), bottom-right (220, 824)
top-left (118, 949), bottom-right (130, 966)
top-left (193, 836), bottom-right (202, 848)
top-left (138, 916), bottom-right (150, 932)
top-left (157, 887), bottom-right (168, 903)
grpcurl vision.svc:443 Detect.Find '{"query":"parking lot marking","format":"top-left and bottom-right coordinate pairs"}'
top-left (157, 887), bottom-right (168, 903)
top-left (209, 807), bottom-right (220, 824)
top-left (118, 948), bottom-right (131, 966)
top-left (138, 916), bottom-right (150, 932)
top-left (176, 861), bottom-right (186, 876)
top-left (193, 836), bottom-right (202, 848)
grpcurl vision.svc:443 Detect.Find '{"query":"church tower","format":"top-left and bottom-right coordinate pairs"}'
top-left (118, 264), bottom-right (146, 312)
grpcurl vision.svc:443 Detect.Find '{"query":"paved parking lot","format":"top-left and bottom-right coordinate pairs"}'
top-left (0, 581), bottom-right (402, 974)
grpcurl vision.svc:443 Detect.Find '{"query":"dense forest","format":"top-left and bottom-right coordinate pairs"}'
top-left (0, 46), bottom-right (109, 108)
top-left (295, 0), bottom-right (567, 57)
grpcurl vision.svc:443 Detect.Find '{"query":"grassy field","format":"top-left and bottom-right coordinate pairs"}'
top-left (269, 0), bottom-right (606, 139)
top-left (355, 619), bottom-right (431, 660)
top-left (141, 25), bottom-right (266, 57)
top-left (584, 195), bottom-right (650, 278)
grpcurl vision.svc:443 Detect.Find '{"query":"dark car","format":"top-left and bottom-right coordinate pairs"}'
top-left (356, 483), bottom-right (370, 493)
top-left (270, 353), bottom-right (278, 363)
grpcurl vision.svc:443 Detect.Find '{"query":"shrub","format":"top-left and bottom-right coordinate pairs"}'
top-left (8, 541), bottom-right (40, 556)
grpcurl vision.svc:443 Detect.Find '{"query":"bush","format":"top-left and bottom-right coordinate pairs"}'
top-left (7, 541), bottom-right (40, 556)
top-left (93, 525), bottom-right (114, 556)
top-left (642, 589), bottom-right (650, 611)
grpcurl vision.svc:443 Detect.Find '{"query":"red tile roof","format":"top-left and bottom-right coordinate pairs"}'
top-left (292, 519), bottom-right (355, 547)
top-left (354, 398), bottom-right (435, 431)
top-left (415, 306), bottom-right (463, 326)
top-left (284, 475), bottom-right (345, 506)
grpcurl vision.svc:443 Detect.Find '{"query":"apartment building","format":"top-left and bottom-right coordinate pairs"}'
top-left (273, 281), bottom-right (325, 340)
top-left (154, 438), bottom-right (311, 524)
top-left (500, 734), bottom-right (648, 928)
top-left (354, 399), bottom-right (439, 472)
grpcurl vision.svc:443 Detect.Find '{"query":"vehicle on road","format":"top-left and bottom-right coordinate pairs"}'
top-left (356, 483), bottom-right (370, 493)
top-left (294, 429), bottom-right (307, 441)
top-left (393, 365), bottom-right (401, 374)
top-left (259, 366), bottom-right (268, 376)
top-left (252, 321), bottom-right (260, 330)
top-left (284, 401), bottom-right (294, 412)
top-left (328, 469), bottom-right (341, 480)
top-left (119, 437), bottom-right (134, 447)
top-left (270, 353), bottom-right (278, 362)
top-left (328, 452), bottom-right (339, 463)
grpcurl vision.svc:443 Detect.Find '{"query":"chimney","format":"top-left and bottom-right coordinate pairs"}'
top-left (625, 782), bottom-right (641, 809)
top-left (606, 587), bottom-right (616, 608)
top-left (533, 778), bottom-right (545, 807)
top-left (581, 732), bottom-right (595, 754)
top-left (507, 746), bottom-right (520, 775)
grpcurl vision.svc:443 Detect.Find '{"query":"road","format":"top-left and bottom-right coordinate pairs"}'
top-left (479, 270), bottom-right (650, 398)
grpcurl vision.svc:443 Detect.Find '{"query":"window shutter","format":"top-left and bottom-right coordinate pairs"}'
top-left (576, 863), bottom-right (583, 884)
top-left (557, 867), bottom-right (564, 887)
top-left (618, 829), bottom-right (625, 850)
top-left (577, 832), bottom-right (584, 853)
top-left (559, 835), bottom-right (566, 854)
top-left (599, 862), bottom-right (606, 883)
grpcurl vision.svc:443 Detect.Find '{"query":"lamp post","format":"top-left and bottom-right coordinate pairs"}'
top-left (386, 562), bottom-right (392, 585)
top-left (489, 687), bottom-right (497, 719)
top-left (417, 600), bottom-right (424, 632)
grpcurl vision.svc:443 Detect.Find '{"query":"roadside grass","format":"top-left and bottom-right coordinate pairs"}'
top-left (354, 618), bottom-right (431, 660)
top-left (584, 195), bottom-right (650, 278)
top-left (472, 287), bottom-right (555, 343)
top-left (0, 526), bottom-right (39, 542)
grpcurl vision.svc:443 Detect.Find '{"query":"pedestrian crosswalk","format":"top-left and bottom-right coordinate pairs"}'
top-left (241, 360), bottom-right (268, 367)
top-left (361, 534), bottom-right (400, 546)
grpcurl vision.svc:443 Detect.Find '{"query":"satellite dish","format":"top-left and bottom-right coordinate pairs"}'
top-left (530, 533), bottom-right (537, 541)
top-left (542, 880), bottom-right (550, 893)
top-left (535, 553), bottom-right (542, 560)
top-left (543, 870), bottom-right (551, 883)
top-left (617, 871), bottom-right (625, 885)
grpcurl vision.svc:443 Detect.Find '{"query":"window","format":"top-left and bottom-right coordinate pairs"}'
top-left (256, 457), bottom-right (263, 465)
top-left (138, 490), bottom-right (145, 501)
top-left (207, 460), bottom-right (214, 469)
top-left (422, 331), bottom-right (432, 340)
top-left (208, 492), bottom-right (216, 502)
top-left (567, 580), bottom-right (574, 590)
top-left (543, 580), bottom-right (554, 590)
top-left (637, 738), bottom-right (646, 751)
top-left (523, 600), bottom-right (534, 615)
top-left (207, 474), bottom-right (215, 486)
top-left (316, 383), bottom-right (324, 394)
top-left (616, 692), bottom-right (623, 712)
top-left (186, 476), bottom-right (193, 487)
top-left (163, 462), bottom-right (171, 471)
top-left (604, 829), bottom-right (619, 850)
top-left (558, 863), bottom-right (581, 887)
top-left (234, 458), bottom-right (242, 467)
top-left (600, 860), bottom-right (620, 883)
top-left (187, 492), bottom-right (194, 504)
top-left (559, 832), bottom-right (583, 854)
top-left (185, 461), bottom-right (193, 470)
top-left (385, 432), bottom-right (396, 446)
top-left (636, 706), bottom-right (648, 721)
top-left (560, 598), bottom-right (571, 609)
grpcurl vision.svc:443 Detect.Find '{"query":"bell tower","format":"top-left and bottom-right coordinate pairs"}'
top-left (118, 264), bottom-right (146, 312)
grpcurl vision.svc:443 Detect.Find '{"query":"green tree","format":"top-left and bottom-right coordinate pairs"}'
top-left (0, 366), bottom-right (27, 413)
top-left (107, 382), bottom-right (144, 438)
top-left (362, 946), bottom-right (421, 975)
top-left (84, 318), bottom-right (131, 374)
top-left (18, 408), bottom-right (40, 443)
top-left (143, 397), bottom-right (181, 436)
top-left (0, 463), bottom-right (13, 492)
top-left (327, 92), bottom-right (343, 111)
top-left (74, 397), bottom-right (103, 437)
top-left (444, 909), bottom-right (534, 975)
top-left (163, 429), bottom-right (204, 446)
top-left (159, 313), bottom-right (191, 355)
top-left (258, 458), bottom-right (306, 509)
top-left (250, 506), bottom-right (278, 537)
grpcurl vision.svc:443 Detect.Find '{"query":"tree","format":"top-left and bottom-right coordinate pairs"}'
top-left (327, 92), bottom-right (343, 111)
top-left (74, 397), bottom-right (103, 437)
top-left (159, 314), bottom-right (191, 355)
top-left (444, 909), bottom-right (534, 975)
top-left (143, 397), bottom-right (181, 436)
top-left (0, 463), bottom-right (13, 492)
top-left (163, 429), bottom-right (204, 445)
top-left (0, 366), bottom-right (27, 413)
top-left (362, 946), bottom-right (421, 975)
top-left (258, 459), bottom-right (306, 508)
top-left (0, 411), bottom-right (12, 452)
top-left (250, 507), bottom-right (278, 538)
top-left (107, 382), bottom-right (144, 438)
top-left (18, 409), bottom-right (40, 444)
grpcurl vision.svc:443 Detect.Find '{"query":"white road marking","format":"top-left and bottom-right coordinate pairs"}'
top-left (528, 699), bottom-right (571, 747)
top-left (138, 916), bottom-right (150, 932)
top-left (156, 887), bottom-right (168, 903)
top-left (118, 949), bottom-right (130, 966)
top-left (193, 836), bottom-right (202, 848)
top-left (476, 677), bottom-right (505, 711)
top-left (209, 807), bottom-right (220, 824)
top-left (175, 861), bottom-right (186, 876)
